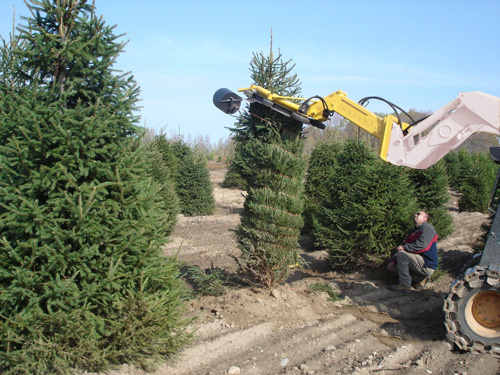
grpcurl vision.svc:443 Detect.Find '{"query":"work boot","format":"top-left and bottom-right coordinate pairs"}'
top-left (414, 277), bottom-right (428, 290)
top-left (388, 284), bottom-right (411, 293)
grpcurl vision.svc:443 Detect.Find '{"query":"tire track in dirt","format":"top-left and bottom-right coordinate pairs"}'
top-left (160, 313), bottom-right (382, 375)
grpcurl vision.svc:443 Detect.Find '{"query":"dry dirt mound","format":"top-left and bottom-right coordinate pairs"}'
top-left (107, 163), bottom-right (499, 375)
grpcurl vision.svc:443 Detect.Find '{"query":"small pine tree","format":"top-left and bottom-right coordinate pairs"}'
top-left (444, 150), bottom-right (460, 187)
top-left (171, 140), bottom-right (216, 216)
top-left (154, 132), bottom-right (179, 178)
top-left (222, 155), bottom-right (247, 189)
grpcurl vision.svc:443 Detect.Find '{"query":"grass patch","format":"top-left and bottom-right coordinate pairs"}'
top-left (429, 266), bottom-right (446, 283)
top-left (308, 283), bottom-right (339, 302)
top-left (186, 266), bottom-right (227, 297)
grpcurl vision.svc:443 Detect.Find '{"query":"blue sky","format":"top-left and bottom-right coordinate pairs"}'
top-left (1, 0), bottom-right (499, 145)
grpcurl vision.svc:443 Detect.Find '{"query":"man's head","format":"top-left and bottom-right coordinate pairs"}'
top-left (414, 211), bottom-right (429, 225)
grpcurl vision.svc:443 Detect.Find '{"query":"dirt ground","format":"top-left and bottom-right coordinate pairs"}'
top-left (111, 162), bottom-right (499, 375)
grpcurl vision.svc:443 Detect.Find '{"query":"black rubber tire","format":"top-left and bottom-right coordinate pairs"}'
top-left (444, 264), bottom-right (500, 357)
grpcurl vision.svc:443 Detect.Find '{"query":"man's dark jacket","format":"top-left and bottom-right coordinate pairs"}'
top-left (401, 222), bottom-right (438, 269)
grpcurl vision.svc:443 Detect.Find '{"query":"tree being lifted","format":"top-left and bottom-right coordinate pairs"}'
top-left (230, 41), bottom-right (306, 288)
top-left (0, 1), bottom-right (190, 373)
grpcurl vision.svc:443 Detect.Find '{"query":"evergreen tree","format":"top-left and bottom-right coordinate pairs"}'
top-left (148, 133), bottom-right (180, 235)
top-left (445, 149), bottom-right (499, 213)
top-left (407, 160), bottom-right (453, 238)
top-left (458, 152), bottom-right (499, 213)
top-left (303, 139), bottom-right (343, 235)
top-left (222, 154), bottom-right (247, 189)
top-left (171, 139), bottom-right (216, 216)
top-left (444, 150), bottom-right (461, 187)
top-left (231, 42), bottom-right (306, 287)
top-left (0, 1), bottom-right (190, 373)
top-left (229, 41), bottom-right (302, 185)
top-left (154, 131), bottom-right (179, 178)
top-left (445, 148), bottom-right (474, 188)
top-left (310, 140), bottom-right (418, 270)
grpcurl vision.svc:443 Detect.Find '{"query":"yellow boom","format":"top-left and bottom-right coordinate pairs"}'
top-left (236, 84), bottom-right (407, 164)
top-left (214, 85), bottom-right (500, 169)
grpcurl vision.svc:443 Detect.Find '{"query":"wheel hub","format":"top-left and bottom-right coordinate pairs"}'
top-left (472, 291), bottom-right (500, 329)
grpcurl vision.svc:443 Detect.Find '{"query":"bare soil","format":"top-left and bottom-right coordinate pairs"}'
top-left (109, 162), bottom-right (499, 375)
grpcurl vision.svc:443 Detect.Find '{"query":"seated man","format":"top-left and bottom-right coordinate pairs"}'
top-left (387, 211), bottom-right (438, 293)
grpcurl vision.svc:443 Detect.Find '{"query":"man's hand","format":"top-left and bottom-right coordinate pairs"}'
top-left (387, 261), bottom-right (396, 272)
top-left (397, 245), bottom-right (404, 251)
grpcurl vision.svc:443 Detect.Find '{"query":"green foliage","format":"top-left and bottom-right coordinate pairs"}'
top-left (153, 132), bottom-right (179, 178)
top-left (13, 0), bottom-right (139, 122)
top-left (227, 44), bottom-right (302, 186)
top-left (0, 98), bottom-right (192, 374)
top-left (407, 160), bottom-right (454, 238)
top-left (236, 137), bottom-right (306, 287)
top-left (426, 205), bottom-right (454, 238)
top-left (308, 283), bottom-right (339, 302)
top-left (303, 139), bottom-right (343, 234)
top-left (186, 265), bottom-right (227, 297)
top-left (249, 47), bottom-right (301, 97)
top-left (171, 140), bottom-right (216, 216)
top-left (473, 219), bottom-right (494, 253)
top-left (458, 152), bottom-right (498, 213)
top-left (231, 44), bottom-right (306, 287)
top-left (430, 265), bottom-right (446, 283)
top-left (147, 134), bottom-right (180, 236)
top-left (444, 149), bottom-right (475, 188)
top-left (0, 1), bottom-right (191, 373)
top-left (222, 156), bottom-right (247, 189)
top-left (306, 139), bottom-right (455, 270)
top-left (445, 149), bottom-right (499, 213)
top-left (307, 140), bottom-right (418, 270)
top-left (443, 150), bottom-right (460, 187)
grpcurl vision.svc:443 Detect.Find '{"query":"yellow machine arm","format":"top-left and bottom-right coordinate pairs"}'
top-left (213, 85), bottom-right (500, 169)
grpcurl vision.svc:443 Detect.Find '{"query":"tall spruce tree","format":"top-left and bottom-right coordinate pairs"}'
top-left (231, 42), bottom-right (306, 287)
top-left (0, 1), bottom-right (190, 373)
